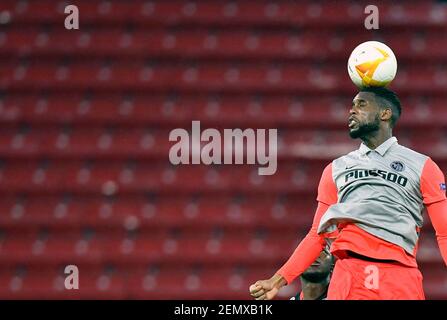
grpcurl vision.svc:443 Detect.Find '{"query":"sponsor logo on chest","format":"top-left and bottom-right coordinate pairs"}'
top-left (344, 166), bottom-right (408, 187)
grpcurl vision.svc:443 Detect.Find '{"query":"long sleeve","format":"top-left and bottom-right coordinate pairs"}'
top-left (276, 163), bottom-right (338, 284)
top-left (420, 158), bottom-right (447, 266)
top-left (276, 202), bottom-right (330, 284)
top-left (426, 200), bottom-right (447, 267)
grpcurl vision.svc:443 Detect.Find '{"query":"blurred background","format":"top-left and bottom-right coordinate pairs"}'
top-left (0, 0), bottom-right (446, 299)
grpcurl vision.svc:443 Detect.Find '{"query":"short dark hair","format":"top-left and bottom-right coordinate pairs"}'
top-left (360, 87), bottom-right (402, 127)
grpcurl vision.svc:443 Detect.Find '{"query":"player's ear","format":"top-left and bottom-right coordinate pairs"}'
top-left (380, 107), bottom-right (392, 122)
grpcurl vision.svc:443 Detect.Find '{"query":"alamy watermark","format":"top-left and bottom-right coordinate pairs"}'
top-left (364, 264), bottom-right (379, 290)
top-left (364, 5), bottom-right (379, 30)
top-left (62, 5), bottom-right (379, 31)
top-left (64, 5), bottom-right (79, 30)
top-left (64, 265), bottom-right (79, 290)
top-left (169, 121), bottom-right (277, 175)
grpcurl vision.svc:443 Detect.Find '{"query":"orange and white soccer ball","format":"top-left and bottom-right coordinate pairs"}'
top-left (347, 41), bottom-right (397, 88)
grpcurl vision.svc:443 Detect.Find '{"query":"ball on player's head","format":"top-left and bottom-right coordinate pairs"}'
top-left (347, 41), bottom-right (397, 88)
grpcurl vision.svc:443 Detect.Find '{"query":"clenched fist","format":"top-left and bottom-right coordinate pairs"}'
top-left (249, 274), bottom-right (287, 300)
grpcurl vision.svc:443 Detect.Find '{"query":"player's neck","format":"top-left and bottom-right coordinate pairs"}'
top-left (361, 129), bottom-right (392, 150)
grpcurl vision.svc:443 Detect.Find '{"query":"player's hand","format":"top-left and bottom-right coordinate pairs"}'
top-left (249, 274), bottom-right (285, 300)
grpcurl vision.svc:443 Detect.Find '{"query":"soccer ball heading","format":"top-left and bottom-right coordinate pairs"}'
top-left (348, 41), bottom-right (397, 88)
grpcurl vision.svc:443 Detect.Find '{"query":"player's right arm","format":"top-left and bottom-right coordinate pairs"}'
top-left (249, 163), bottom-right (338, 300)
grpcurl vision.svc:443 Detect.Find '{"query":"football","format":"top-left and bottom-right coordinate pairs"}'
top-left (347, 41), bottom-right (398, 88)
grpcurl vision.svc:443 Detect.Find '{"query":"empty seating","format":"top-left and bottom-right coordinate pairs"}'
top-left (0, 0), bottom-right (446, 299)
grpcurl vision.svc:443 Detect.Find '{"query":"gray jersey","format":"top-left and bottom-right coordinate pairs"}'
top-left (317, 137), bottom-right (436, 254)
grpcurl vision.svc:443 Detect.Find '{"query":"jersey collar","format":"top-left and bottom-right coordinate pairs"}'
top-left (358, 136), bottom-right (398, 156)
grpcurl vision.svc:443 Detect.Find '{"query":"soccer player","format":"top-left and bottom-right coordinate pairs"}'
top-left (249, 87), bottom-right (447, 300)
top-left (291, 246), bottom-right (334, 300)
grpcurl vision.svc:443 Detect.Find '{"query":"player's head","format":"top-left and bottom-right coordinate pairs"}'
top-left (349, 87), bottom-right (402, 139)
top-left (300, 246), bottom-right (334, 283)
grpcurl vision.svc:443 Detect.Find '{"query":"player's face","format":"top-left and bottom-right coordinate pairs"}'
top-left (349, 92), bottom-right (381, 139)
top-left (301, 249), bottom-right (333, 281)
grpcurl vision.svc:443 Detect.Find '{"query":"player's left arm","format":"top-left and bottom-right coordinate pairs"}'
top-left (420, 158), bottom-right (447, 266)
